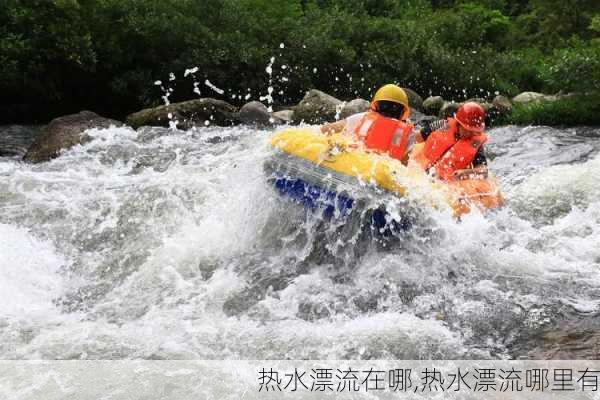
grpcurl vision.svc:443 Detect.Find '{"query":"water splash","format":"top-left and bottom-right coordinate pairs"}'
top-left (260, 57), bottom-right (276, 113)
top-left (204, 79), bottom-right (225, 95)
top-left (1, 120), bottom-right (599, 360)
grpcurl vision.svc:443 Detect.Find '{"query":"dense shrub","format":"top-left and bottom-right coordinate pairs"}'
top-left (496, 94), bottom-right (600, 126)
top-left (0, 0), bottom-right (599, 123)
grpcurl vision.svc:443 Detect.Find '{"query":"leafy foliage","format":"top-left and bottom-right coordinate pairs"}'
top-left (1, 0), bottom-right (599, 123)
top-left (497, 94), bottom-right (600, 126)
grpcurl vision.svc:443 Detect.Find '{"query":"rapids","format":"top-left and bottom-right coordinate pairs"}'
top-left (0, 123), bottom-right (599, 360)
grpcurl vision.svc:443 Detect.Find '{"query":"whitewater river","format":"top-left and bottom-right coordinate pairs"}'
top-left (0, 123), bottom-right (599, 360)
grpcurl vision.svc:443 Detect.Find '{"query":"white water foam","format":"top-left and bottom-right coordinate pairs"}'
top-left (0, 124), bottom-right (599, 360)
top-left (0, 224), bottom-right (66, 317)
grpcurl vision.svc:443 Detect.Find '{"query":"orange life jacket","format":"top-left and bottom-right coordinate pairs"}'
top-left (411, 118), bottom-right (487, 181)
top-left (353, 111), bottom-right (413, 161)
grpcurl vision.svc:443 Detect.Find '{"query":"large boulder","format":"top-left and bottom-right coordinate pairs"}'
top-left (339, 98), bottom-right (370, 119)
top-left (512, 92), bottom-right (556, 104)
top-left (423, 96), bottom-right (445, 116)
top-left (126, 98), bottom-right (238, 129)
top-left (292, 89), bottom-right (343, 124)
top-left (23, 111), bottom-right (120, 163)
top-left (439, 101), bottom-right (462, 118)
top-left (238, 101), bottom-right (271, 127)
top-left (402, 88), bottom-right (424, 112)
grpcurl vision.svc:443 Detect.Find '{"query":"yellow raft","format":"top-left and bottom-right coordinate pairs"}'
top-left (267, 128), bottom-right (504, 217)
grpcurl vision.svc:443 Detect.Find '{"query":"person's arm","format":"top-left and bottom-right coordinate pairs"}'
top-left (417, 119), bottom-right (447, 142)
top-left (416, 121), bottom-right (432, 142)
top-left (320, 120), bottom-right (346, 135)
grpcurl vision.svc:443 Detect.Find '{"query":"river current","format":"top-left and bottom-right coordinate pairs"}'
top-left (0, 123), bottom-right (599, 359)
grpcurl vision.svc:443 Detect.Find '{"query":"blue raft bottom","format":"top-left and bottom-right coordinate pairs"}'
top-left (269, 172), bottom-right (412, 234)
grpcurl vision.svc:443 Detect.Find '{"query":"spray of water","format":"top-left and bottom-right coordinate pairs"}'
top-left (1, 121), bottom-right (599, 360)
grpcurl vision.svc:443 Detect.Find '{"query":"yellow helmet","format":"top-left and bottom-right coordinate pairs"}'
top-left (371, 84), bottom-right (409, 108)
top-left (370, 84), bottom-right (410, 120)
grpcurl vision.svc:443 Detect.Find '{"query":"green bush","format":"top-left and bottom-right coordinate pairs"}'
top-left (497, 94), bottom-right (600, 126)
top-left (1, 0), bottom-right (599, 123)
top-left (538, 40), bottom-right (600, 93)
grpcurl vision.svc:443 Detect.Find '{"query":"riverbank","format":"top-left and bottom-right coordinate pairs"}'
top-left (4, 86), bottom-right (599, 163)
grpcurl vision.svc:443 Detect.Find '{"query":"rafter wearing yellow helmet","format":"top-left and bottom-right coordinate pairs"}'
top-left (320, 84), bottom-right (414, 164)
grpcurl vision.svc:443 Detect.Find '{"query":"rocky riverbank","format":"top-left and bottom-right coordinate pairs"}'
top-left (0, 88), bottom-right (581, 163)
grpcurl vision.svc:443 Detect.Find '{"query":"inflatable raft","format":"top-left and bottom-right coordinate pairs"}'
top-left (264, 128), bottom-right (504, 222)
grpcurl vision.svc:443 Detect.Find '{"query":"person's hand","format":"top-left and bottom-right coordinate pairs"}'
top-left (320, 120), bottom-right (346, 135)
top-left (420, 120), bottom-right (432, 136)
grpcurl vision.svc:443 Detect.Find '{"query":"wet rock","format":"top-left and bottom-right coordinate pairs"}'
top-left (126, 98), bottom-right (238, 129)
top-left (352, 293), bottom-right (379, 312)
top-left (339, 98), bottom-right (370, 119)
top-left (238, 101), bottom-right (272, 127)
top-left (492, 95), bottom-right (512, 113)
top-left (439, 101), bottom-right (462, 118)
top-left (512, 92), bottom-right (556, 104)
top-left (297, 301), bottom-right (331, 321)
top-left (423, 96), bottom-right (445, 116)
top-left (23, 111), bottom-right (120, 163)
top-left (198, 258), bottom-right (221, 281)
top-left (489, 95), bottom-right (513, 119)
top-left (131, 150), bottom-right (177, 174)
top-left (403, 88), bottom-right (424, 112)
top-left (292, 89), bottom-right (343, 124)
top-left (273, 109), bottom-right (294, 123)
top-left (517, 316), bottom-right (600, 359)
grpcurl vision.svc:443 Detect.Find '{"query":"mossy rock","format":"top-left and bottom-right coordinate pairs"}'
top-left (126, 98), bottom-right (239, 129)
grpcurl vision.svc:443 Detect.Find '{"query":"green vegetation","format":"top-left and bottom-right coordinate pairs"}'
top-left (497, 94), bottom-right (600, 126)
top-left (1, 0), bottom-right (599, 124)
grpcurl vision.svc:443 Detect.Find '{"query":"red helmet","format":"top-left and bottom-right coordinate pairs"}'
top-left (455, 102), bottom-right (486, 132)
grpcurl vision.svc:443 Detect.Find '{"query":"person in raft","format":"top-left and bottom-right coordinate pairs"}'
top-left (410, 102), bottom-right (489, 181)
top-left (320, 84), bottom-right (414, 163)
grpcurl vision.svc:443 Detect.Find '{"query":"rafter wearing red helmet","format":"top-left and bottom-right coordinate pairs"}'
top-left (410, 102), bottom-right (489, 181)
